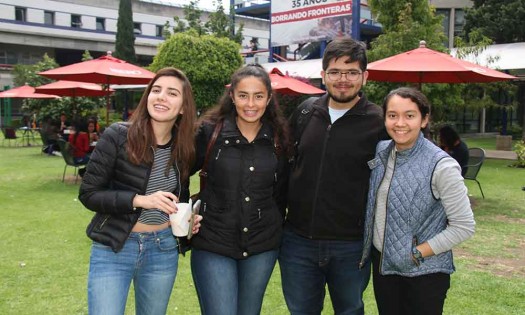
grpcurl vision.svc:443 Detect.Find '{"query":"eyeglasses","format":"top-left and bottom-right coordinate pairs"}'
top-left (325, 70), bottom-right (362, 81)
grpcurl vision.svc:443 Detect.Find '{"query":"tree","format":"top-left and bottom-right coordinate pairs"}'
top-left (149, 30), bottom-right (243, 110)
top-left (464, 0), bottom-right (525, 44)
top-left (173, 1), bottom-right (206, 36)
top-left (463, 0), bottom-right (525, 139)
top-left (206, 1), bottom-right (244, 44)
top-left (113, 0), bottom-right (137, 63)
top-left (365, 0), bottom-right (464, 127)
top-left (170, 0), bottom-right (244, 43)
top-left (367, 0), bottom-right (447, 61)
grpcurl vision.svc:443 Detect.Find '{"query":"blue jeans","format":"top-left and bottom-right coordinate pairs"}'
top-left (88, 228), bottom-right (179, 315)
top-left (191, 248), bottom-right (279, 315)
top-left (278, 226), bottom-right (371, 315)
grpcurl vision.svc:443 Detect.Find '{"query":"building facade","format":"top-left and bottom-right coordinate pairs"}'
top-left (0, 0), bottom-right (268, 88)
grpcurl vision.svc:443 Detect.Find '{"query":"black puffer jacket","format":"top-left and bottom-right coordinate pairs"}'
top-left (191, 117), bottom-right (288, 259)
top-left (79, 123), bottom-right (189, 253)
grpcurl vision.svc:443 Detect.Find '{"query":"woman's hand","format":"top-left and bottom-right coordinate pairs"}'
top-left (190, 215), bottom-right (203, 234)
top-left (133, 191), bottom-right (178, 214)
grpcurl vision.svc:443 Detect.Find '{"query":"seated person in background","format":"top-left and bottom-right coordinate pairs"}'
top-left (41, 117), bottom-right (60, 155)
top-left (87, 119), bottom-right (99, 140)
top-left (68, 120), bottom-right (91, 164)
top-left (59, 113), bottom-right (71, 140)
top-left (439, 125), bottom-right (469, 176)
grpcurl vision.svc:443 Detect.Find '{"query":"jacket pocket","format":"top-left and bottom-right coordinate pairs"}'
top-left (86, 214), bottom-right (110, 235)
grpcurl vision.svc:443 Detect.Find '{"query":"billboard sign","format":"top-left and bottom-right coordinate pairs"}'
top-left (271, 0), bottom-right (353, 47)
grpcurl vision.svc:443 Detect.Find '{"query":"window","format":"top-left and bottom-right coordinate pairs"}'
top-left (454, 9), bottom-right (465, 38)
top-left (96, 18), bottom-right (105, 31)
top-left (435, 9), bottom-right (450, 47)
top-left (15, 7), bottom-right (27, 22)
top-left (0, 50), bottom-right (18, 65)
top-left (44, 11), bottom-right (54, 25)
top-left (19, 52), bottom-right (41, 65)
top-left (133, 22), bottom-right (142, 35)
top-left (71, 14), bottom-right (82, 28)
top-left (156, 25), bottom-right (164, 37)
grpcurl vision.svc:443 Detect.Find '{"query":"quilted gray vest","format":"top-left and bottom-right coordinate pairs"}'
top-left (361, 133), bottom-right (455, 277)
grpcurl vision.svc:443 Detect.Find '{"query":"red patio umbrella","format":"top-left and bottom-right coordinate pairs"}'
top-left (0, 85), bottom-right (60, 99)
top-left (226, 68), bottom-right (325, 95)
top-left (39, 51), bottom-right (155, 125)
top-left (268, 68), bottom-right (325, 95)
top-left (35, 80), bottom-right (114, 119)
top-left (35, 80), bottom-right (112, 97)
top-left (0, 85), bottom-right (59, 129)
top-left (367, 41), bottom-right (516, 87)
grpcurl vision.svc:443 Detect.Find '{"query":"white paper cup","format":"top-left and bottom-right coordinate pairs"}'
top-left (169, 202), bottom-right (192, 237)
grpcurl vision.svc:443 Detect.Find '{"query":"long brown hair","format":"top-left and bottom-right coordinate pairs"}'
top-left (127, 67), bottom-right (196, 181)
top-left (198, 64), bottom-right (291, 157)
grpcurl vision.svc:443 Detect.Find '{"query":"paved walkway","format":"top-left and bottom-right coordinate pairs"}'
top-left (484, 149), bottom-right (517, 160)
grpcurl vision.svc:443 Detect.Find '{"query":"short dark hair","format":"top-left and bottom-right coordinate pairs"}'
top-left (322, 37), bottom-right (368, 71)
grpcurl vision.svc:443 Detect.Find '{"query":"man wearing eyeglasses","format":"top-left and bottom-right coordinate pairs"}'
top-left (280, 37), bottom-right (385, 315)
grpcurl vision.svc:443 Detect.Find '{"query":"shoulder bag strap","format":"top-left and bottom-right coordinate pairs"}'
top-left (199, 120), bottom-right (223, 191)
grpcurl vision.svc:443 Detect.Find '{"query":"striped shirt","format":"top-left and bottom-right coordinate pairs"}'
top-left (138, 143), bottom-right (178, 225)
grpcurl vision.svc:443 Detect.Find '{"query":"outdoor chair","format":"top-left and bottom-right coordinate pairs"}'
top-left (57, 139), bottom-right (87, 184)
top-left (38, 129), bottom-right (58, 155)
top-left (1, 128), bottom-right (20, 146)
top-left (463, 147), bottom-right (486, 199)
top-left (38, 129), bottom-right (49, 155)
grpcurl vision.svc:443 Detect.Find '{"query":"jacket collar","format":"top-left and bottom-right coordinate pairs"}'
top-left (220, 115), bottom-right (274, 144)
top-left (379, 132), bottom-right (426, 165)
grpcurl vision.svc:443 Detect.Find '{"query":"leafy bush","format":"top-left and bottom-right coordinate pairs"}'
top-left (150, 30), bottom-right (243, 110)
top-left (513, 140), bottom-right (525, 168)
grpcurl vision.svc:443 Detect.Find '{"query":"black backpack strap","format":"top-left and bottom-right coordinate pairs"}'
top-left (289, 97), bottom-right (318, 163)
top-left (291, 96), bottom-right (318, 148)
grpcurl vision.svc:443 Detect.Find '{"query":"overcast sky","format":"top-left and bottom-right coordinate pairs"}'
top-left (166, 0), bottom-right (230, 12)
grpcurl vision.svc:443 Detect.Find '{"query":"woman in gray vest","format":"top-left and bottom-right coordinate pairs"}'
top-left (360, 87), bottom-right (475, 315)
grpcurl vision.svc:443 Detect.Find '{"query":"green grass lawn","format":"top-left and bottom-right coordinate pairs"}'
top-left (463, 135), bottom-right (520, 151)
top-left (1, 140), bottom-right (524, 314)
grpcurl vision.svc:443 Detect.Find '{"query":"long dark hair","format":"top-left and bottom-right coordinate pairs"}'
top-left (198, 64), bottom-right (291, 157)
top-left (71, 119), bottom-right (88, 145)
top-left (127, 67), bottom-right (197, 181)
top-left (439, 125), bottom-right (460, 148)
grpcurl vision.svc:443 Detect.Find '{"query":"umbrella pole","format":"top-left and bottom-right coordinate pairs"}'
top-left (106, 92), bottom-right (110, 127)
top-left (73, 91), bottom-right (77, 120)
top-left (105, 77), bottom-right (110, 127)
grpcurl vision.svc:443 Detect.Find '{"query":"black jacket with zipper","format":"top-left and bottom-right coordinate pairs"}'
top-left (79, 122), bottom-right (189, 253)
top-left (191, 116), bottom-right (288, 259)
top-left (287, 92), bottom-right (385, 240)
